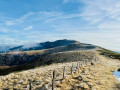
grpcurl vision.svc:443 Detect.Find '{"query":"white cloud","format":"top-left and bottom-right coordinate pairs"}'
top-left (1, 0), bottom-right (120, 51)
top-left (63, 0), bottom-right (69, 3)
top-left (24, 26), bottom-right (33, 31)
top-left (0, 36), bottom-right (25, 45)
top-left (58, 29), bottom-right (120, 51)
top-left (80, 0), bottom-right (120, 24)
top-left (63, 0), bottom-right (80, 3)
top-left (22, 43), bottom-right (40, 49)
top-left (0, 27), bottom-right (10, 33)
top-left (6, 21), bottom-right (14, 26)
top-left (5, 12), bottom-right (35, 26)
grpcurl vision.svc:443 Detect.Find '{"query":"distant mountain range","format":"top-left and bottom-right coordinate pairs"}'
top-left (0, 39), bottom-right (78, 53)
top-left (11, 39), bottom-right (77, 50)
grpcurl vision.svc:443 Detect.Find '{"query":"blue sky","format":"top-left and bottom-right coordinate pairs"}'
top-left (0, 0), bottom-right (120, 51)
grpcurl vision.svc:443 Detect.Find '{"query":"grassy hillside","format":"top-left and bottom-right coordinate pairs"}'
top-left (0, 50), bottom-right (96, 75)
top-left (0, 41), bottom-right (120, 89)
top-left (0, 40), bottom-right (97, 75)
top-left (98, 48), bottom-right (120, 60)
top-left (0, 49), bottom-right (120, 90)
top-left (0, 42), bottom-right (96, 66)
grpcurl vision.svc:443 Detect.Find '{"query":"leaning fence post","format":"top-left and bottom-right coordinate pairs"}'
top-left (71, 64), bottom-right (73, 74)
top-left (77, 63), bottom-right (79, 69)
top-left (29, 81), bottom-right (32, 90)
top-left (78, 62), bottom-right (80, 73)
top-left (52, 70), bottom-right (55, 90)
top-left (79, 62), bottom-right (81, 68)
top-left (63, 67), bottom-right (65, 79)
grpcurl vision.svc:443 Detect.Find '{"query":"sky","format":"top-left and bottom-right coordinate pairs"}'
top-left (0, 0), bottom-right (120, 51)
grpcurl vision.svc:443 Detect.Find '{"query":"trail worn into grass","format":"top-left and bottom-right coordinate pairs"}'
top-left (56, 52), bottom-right (120, 90)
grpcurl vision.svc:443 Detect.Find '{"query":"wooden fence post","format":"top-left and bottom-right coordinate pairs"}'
top-left (29, 81), bottom-right (32, 90)
top-left (71, 64), bottom-right (73, 74)
top-left (78, 62), bottom-right (80, 73)
top-left (75, 62), bottom-right (78, 71)
top-left (52, 70), bottom-right (55, 90)
top-left (79, 62), bottom-right (81, 68)
top-left (77, 63), bottom-right (79, 69)
top-left (63, 67), bottom-right (65, 79)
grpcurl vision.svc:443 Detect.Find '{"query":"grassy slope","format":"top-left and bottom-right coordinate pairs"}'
top-left (0, 50), bottom-right (97, 89)
top-left (0, 49), bottom-right (120, 89)
top-left (0, 51), bottom-right (95, 75)
top-left (0, 42), bottom-right (97, 75)
top-left (1, 45), bottom-right (119, 76)
top-left (98, 48), bottom-right (120, 60)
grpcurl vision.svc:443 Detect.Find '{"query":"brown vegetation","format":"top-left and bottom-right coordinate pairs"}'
top-left (0, 42), bottom-right (97, 75)
top-left (0, 49), bottom-right (119, 90)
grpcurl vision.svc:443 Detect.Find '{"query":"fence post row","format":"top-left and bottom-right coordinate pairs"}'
top-left (52, 70), bottom-right (55, 90)
top-left (24, 61), bottom-right (92, 90)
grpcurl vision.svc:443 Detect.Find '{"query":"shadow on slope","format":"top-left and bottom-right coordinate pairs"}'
top-left (0, 41), bottom-right (97, 75)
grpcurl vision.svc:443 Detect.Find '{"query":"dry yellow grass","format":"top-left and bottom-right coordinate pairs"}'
top-left (57, 59), bottom-right (120, 90)
top-left (0, 61), bottom-right (81, 89)
top-left (0, 49), bottom-right (119, 90)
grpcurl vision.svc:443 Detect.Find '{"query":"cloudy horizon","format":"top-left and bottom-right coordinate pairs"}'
top-left (0, 0), bottom-right (120, 51)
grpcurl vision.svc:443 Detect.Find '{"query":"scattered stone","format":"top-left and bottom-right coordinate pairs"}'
top-left (118, 68), bottom-right (120, 71)
top-left (91, 62), bottom-right (94, 65)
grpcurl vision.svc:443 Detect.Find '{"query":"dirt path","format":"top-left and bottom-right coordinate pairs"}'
top-left (55, 53), bottom-right (120, 90)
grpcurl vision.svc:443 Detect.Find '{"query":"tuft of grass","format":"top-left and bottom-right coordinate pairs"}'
top-left (98, 48), bottom-right (120, 60)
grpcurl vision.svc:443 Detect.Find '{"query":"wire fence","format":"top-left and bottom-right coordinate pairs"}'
top-left (26, 60), bottom-right (91, 90)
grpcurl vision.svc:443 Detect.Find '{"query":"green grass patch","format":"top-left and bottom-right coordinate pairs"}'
top-left (98, 48), bottom-right (120, 60)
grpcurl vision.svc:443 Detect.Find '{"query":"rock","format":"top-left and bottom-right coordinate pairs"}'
top-left (118, 68), bottom-right (120, 71)
top-left (79, 83), bottom-right (89, 89)
top-left (91, 62), bottom-right (94, 65)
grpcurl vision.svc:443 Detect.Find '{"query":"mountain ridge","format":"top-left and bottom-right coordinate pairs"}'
top-left (0, 39), bottom-right (97, 75)
top-left (1, 39), bottom-right (78, 53)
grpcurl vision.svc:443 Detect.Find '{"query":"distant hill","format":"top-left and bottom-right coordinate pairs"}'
top-left (5, 39), bottom-right (78, 52)
top-left (0, 40), bottom-right (120, 90)
top-left (0, 39), bottom-right (97, 75)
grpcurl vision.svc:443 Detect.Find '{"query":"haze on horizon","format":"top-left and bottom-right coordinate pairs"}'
top-left (0, 0), bottom-right (120, 51)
